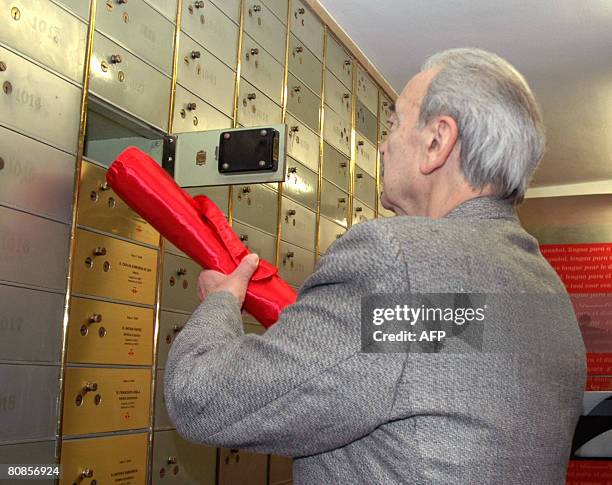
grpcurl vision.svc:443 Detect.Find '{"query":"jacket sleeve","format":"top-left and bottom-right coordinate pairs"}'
top-left (163, 220), bottom-right (409, 457)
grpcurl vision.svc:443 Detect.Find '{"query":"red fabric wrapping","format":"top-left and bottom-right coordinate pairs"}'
top-left (106, 146), bottom-right (297, 328)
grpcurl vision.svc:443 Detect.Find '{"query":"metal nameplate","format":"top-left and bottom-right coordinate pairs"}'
top-left (62, 367), bottom-right (151, 435)
top-left (77, 160), bottom-right (160, 246)
top-left (66, 296), bottom-right (154, 366)
top-left (60, 432), bottom-right (148, 485)
top-left (72, 228), bottom-right (158, 305)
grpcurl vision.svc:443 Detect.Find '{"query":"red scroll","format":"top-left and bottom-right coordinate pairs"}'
top-left (106, 147), bottom-right (297, 328)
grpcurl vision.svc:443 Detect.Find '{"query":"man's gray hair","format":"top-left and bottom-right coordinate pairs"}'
top-left (420, 48), bottom-right (545, 202)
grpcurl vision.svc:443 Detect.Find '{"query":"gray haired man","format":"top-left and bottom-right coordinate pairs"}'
top-left (165, 48), bottom-right (586, 484)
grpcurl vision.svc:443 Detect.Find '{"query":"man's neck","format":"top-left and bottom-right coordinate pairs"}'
top-left (397, 184), bottom-right (497, 219)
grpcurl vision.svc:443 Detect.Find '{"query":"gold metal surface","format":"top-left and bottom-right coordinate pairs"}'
top-left (62, 367), bottom-right (151, 435)
top-left (275, 0), bottom-right (292, 268)
top-left (375, 87), bottom-right (382, 216)
top-left (77, 160), bottom-right (159, 245)
top-left (315, 26), bottom-right (327, 257)
top-left (167, 1), bottom-right (182, 134)
top-left (269, 455), bottom-right (293, 485)
top-left (66, 297), bottom-right (154, 365)
top-left (348, 59), bottom-right (357, 228)
top-left (57, 0), bottom-right (98, 463)
top-left (149, 1), bottom-right (181, 476)
top-left (148, 240), bottom-right (166, 482)
top-left (227, 0), bottom-right (243, 230)
top-left (233, 0), bottom-right (246, 127)
top-left (72, 228), bottom-right (158, 305)
top-left (60, 432), bottom-right (148, 485)
top-left (161, 253), bottom-right (201, 313)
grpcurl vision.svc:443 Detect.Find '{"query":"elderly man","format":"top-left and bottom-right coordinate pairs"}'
top-left (164, 48), bottom-right (586, 484)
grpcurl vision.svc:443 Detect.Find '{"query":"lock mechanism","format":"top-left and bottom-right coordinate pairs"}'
top-left (162, 124), bottom-right (287, 187)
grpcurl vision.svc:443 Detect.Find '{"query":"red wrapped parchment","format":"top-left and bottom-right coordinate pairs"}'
top-left (106, 147), bottom-right (297, 328)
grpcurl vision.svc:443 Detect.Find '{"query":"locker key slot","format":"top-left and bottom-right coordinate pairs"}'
top-left (93, 247), bottom-right (107, 256)
top-left (88, 313), bottom-right (103, 324)
top-left (283, 251), bottom-right (294, 267)
top-left (75, 468), bottom-right (94, 483)
top-left (82, 382), bottom-right (98, 394)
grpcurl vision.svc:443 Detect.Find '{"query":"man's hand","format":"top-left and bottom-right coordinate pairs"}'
top-left (197, 253), bottom-right (259, 308)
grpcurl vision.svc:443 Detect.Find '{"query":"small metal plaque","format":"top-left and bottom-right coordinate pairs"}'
top-left (62, 367), bottom-right (151, 435)
top-left (72, 229), bottom-right (158, 305)
top-left (66, 297), bottom-right (154, 366)
top-left (60, 432), bottom-right (148, 485)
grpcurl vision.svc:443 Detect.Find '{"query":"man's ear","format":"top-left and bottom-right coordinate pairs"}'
top-left (419, 116), bottom-right (459, 175)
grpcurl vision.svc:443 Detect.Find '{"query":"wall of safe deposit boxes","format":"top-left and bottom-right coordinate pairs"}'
top-left (0, 0), bottom-right (396, 483)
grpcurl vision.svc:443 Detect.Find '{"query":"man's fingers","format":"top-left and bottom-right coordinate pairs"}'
top-left (232, 254), bottom-right (259, 283)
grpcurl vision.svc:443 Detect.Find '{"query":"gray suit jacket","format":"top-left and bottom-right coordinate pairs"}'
top-left (164, 196), bottom-right (586, 484)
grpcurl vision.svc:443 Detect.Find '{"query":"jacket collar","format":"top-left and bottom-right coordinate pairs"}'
top-left (445, 196), bottom-right (518, 221)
